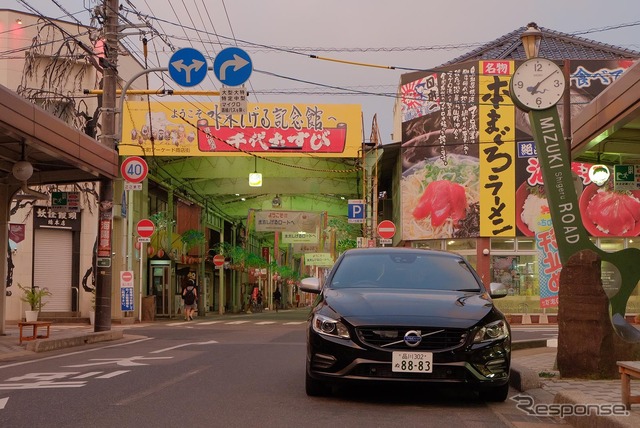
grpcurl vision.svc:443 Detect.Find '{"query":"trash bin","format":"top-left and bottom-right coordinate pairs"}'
top-left (142, 295), bottom-right (156, 321)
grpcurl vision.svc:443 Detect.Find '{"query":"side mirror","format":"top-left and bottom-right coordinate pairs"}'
top-left (489, 282), bottom-right (508, 299)
top-left (299, 277), bottom-right (321, 294)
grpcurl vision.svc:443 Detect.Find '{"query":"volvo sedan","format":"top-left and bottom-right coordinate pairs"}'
top-left (300, 247), bottom-right (510, 401)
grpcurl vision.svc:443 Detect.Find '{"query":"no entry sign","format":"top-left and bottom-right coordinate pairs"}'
top-left (213, 254), bottom-right (225, 267)
top-left (377, 220), bottom-right (396, 239)
top-left (136, 219), bottom-right (155, 238)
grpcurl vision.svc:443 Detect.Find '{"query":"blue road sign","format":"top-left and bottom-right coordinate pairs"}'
top-left (348, 199), bottom-right (365, 224)
top-left (169, 48), bottom-right (208, 87)
top-left (213, 47), bottom-right (253, 87)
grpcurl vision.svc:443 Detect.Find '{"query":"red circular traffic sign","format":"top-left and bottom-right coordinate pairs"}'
top-left (121, 271), bottom-right (133, 282)
top-left (121, 156), bottom-right (148, 183)
top-left (213, 254), bottom-right (225, 267)
top-left (136, 219), bottom-right (155, 238)
top-left (377, 220), bottom-right (396, 239)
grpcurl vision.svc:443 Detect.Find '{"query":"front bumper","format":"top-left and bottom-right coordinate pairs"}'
top-left (307, 328), bottom-right (510, 386)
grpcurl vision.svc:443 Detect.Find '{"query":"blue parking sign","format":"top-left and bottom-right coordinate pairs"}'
top-left (348, 199), bottom-right (365, 224)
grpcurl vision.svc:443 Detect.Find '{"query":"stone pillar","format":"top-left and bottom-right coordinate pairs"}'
top-left (557, 250), bottom-right (640, 378)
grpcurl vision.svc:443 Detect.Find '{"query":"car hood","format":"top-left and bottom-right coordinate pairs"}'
top-left (324, 288), bottom-right (495, 329)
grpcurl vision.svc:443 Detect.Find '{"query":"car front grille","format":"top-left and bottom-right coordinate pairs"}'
top-left (356, 327), bottom-right (467, 351)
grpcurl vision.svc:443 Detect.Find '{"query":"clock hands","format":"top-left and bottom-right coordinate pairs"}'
top-left (526, 69), bottom-right (560, 95)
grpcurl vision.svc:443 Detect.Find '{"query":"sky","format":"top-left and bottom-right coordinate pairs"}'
top-left (7, 0), bottom-right (640, 143)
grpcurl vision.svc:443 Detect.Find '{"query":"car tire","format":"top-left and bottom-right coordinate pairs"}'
top-left (478, 382), bottom-right (509, 402)
top-left (305, 370), bottom-right (330, 397)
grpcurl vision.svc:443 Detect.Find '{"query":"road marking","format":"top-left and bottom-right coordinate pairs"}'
top-left (150, 340), bottom-right (218, 354)
top-left (255, 321), bottom-right (276, 325)
top-left (0, 397), bottom-right (8, 409)
top-left (226, 321), bottom-right (250, 325)
top-left (64, 356), bottom-right (172, 367)
top-left (0, 337), bottom-right (154, 370)
top-left (97, 370), bottom-right (129, 379)
top-left (283, 322), bottom-right (306, 325)
top-left (198, 321), bottom-right (223, 325)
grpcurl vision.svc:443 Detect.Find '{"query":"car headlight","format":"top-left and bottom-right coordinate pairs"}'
top-left (312, 314), bottom-right (350, 339)
top-left (473, 319), bottom-right (509, 343)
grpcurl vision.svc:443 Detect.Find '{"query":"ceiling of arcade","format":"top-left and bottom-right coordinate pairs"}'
top-left (148, 154), bottom-right (365, 222)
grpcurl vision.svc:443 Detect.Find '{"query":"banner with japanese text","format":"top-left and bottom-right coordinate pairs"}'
top-left (121, 101), bottom-right (362, 158)
top-left (478, 60), bottom-right (515, 236)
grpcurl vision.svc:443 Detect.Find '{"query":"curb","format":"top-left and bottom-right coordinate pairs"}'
top-left (554, 390), bottom-right (640, 428)
top-left (24, 330), bottom-right (124, 352)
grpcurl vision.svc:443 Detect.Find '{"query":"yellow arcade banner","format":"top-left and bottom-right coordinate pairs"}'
top-left (120, 101), bottom-right (362, 158)
top-left (479, 60), bottom-right (516, 236)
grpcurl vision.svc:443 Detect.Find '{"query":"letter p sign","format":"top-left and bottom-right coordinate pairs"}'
top-left (348, 199), bottom-right (365, 224)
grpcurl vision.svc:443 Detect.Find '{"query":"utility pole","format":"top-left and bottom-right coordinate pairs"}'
top-left (95, 0), bottom-right (119, 331)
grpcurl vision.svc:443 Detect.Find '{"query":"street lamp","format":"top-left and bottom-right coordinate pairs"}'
top-left (520, 22), bottom-right (542, 59)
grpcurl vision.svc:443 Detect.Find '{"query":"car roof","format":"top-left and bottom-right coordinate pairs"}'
top-left (341, 247), bottom-right (463, 260)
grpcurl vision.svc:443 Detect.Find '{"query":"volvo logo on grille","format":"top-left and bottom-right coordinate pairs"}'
top-left (403, 330), bottom-right (422, 348)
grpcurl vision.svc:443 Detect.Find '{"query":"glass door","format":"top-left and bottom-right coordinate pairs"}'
top-left (149, 262), bottom-right (171, 316)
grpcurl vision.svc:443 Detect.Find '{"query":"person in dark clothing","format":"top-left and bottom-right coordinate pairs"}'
top-left (273, 287), bottom-right (282, 312)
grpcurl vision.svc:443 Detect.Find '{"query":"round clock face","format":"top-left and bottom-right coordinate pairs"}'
top-left (510, 58), bottom-right (566, 111)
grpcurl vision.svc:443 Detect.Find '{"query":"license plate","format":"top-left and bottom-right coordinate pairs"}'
top-left (392, 351), bottom-right (433, 373)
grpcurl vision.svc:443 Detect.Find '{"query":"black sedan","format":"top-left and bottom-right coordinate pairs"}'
top-left (300, 247), bottom-right (510, 401)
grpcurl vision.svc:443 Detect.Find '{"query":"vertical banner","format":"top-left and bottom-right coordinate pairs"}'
top-left (479, 60), bottom-right (516, 236)
top-left (535, 214), bottom-right (561, 308)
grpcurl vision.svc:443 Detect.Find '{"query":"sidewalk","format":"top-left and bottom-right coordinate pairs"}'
top-left (511, 344), bottom-right (640, 427)
top-left (1, 315), bottom-right (640, 427)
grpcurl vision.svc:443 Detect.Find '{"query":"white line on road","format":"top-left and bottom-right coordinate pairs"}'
top-left (0, 397), bottom-right (8, 410)
top-left (283, 322), bottom-right (305, 325)
top-left (150, 340), bottom-right (218, 354)
top-left (255, 321), bottom-right (276, 325)
top-left (226, 321), bottom-right (250, 325)
top-left (198, 321), bottom-right (223, 325)
top-left (97, 370), bottom-right (129, 379)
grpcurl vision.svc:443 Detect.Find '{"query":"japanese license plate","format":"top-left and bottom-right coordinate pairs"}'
top-left (392, 351), bottom-right (433, 373)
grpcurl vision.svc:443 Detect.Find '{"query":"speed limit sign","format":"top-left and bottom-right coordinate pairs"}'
top-left (121, 156), bottom-right (148, 185)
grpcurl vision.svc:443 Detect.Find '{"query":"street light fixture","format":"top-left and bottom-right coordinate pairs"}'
top-left (520, 22), bottom-right (542, 59)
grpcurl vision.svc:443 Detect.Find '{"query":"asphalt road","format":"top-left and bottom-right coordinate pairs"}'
top-left (0, 317), bottom-right (561, 427)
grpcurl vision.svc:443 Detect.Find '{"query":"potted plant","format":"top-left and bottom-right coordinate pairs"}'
top-left (17, 283), bottom-right (52, 322)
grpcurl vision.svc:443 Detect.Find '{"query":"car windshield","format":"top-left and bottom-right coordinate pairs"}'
top-left (329, 252), bottom-right (481, 291)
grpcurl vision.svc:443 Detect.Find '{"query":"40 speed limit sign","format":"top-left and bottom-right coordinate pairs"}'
top-left (121, 156), bottom-right (148, 190)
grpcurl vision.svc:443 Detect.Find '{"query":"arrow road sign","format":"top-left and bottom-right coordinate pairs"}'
top-left (169, 48), bottom-right (208, 87)
top-left (213, 47), bottom-right (253, 87)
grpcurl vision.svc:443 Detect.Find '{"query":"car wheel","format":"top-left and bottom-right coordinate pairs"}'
top-left (305, 370), bottom-right (330, 397)
top-left (478, 382), bottom-right (509, 402)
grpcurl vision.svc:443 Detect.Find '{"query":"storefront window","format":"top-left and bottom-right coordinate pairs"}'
top-left (490, 255), bottom-right (539, 297)
top-left (598, 238), bottom-right (624, 252)
top-left (445, 239), bottom-right (476, 251)
top-left (491, 238), bottom-right (515, 251)
top-left (517, 238), bottom-right (535, 251)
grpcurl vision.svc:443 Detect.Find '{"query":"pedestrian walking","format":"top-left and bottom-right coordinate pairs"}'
top-left (273, 286), bottom-right (282, 312)
top-left (182, 279), bottom-right (198, 320)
